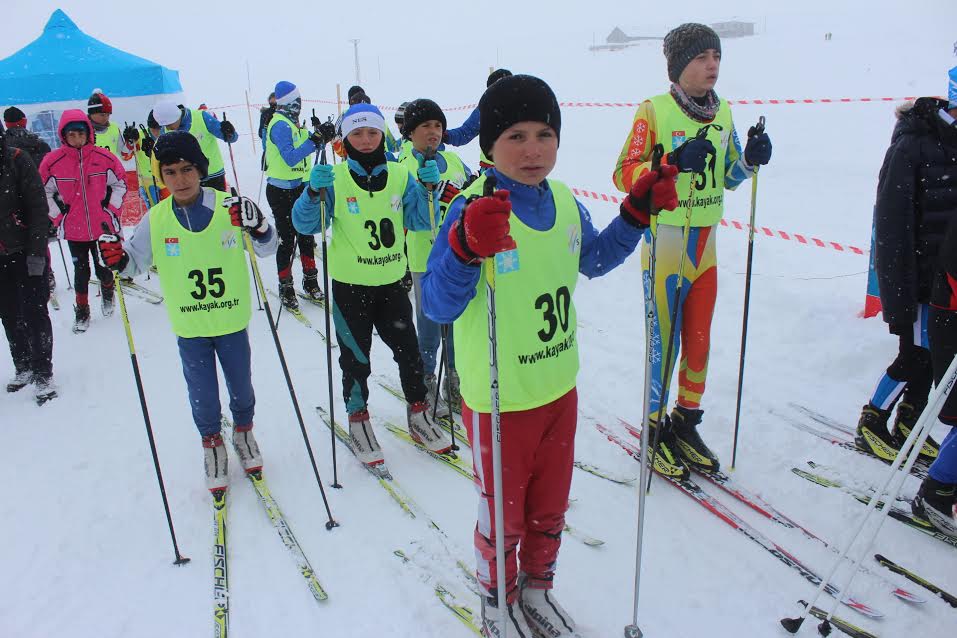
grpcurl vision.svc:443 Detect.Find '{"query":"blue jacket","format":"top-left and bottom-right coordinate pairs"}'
top-left (175, 109), bottom-right (239, 145)
top-left (291, 159), bottom-right (434, 235)
top-left (422, 169), bottom-right (644, 324)
top-left (445, 107), bottom-right (480, 147)
top-left (267, 119), bottom-right (319, 189)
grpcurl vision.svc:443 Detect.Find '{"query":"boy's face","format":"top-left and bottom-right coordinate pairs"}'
top-left (410, 120), bottom-right (444, 153)
top-left (161, 160), bottom-right (202, 204)
top-left (90, 112), bottom-right (110, 126)
top-left (678, 49), bottom-right (721, 97)
top-left (65, 129), bottom-right (88, 148)
top-left (489, 122), bottom-right (557, 186)
top-left (347, 127), bottom-right (383, 153)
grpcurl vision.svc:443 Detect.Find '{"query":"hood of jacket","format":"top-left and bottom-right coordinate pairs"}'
top-left (57, 109), bottom-right (95, 147)
top-left (891, 97), bottom-right (955, 145)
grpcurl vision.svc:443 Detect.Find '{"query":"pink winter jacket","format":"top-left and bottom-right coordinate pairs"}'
top-left (38, 109), bottom-right (127, 242)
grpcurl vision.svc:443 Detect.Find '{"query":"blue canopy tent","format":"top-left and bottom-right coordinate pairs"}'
top-left (0, 9), bottom-right (183, 149)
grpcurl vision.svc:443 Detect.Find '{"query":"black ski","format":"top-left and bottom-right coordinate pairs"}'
top-left (798, 601), bottom-right (877, 638)
top-left (874, 554), bottom-right (957, 607)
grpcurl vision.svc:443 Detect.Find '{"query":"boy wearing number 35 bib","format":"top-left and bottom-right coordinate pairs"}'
top-left (97, 131), bottom-right (278, 492)
top-left (292, 103), bottom-right (453, 469)
top-left (421, 75), bottom-right (679, 637)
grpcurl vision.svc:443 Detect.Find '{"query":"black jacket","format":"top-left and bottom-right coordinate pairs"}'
top-left (0, 130), bottom-right (49, 258)
top-left (4, 127), bottom-right (51, 168)
top-left (874, 98), bottom-right (957, 326)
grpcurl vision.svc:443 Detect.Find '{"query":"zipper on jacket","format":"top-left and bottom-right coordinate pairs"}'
top-left (78, 146), bottom-right (93, 240)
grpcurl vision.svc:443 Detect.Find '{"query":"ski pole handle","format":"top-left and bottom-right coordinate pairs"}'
top-left (750, 116), bottom-right (766, 138)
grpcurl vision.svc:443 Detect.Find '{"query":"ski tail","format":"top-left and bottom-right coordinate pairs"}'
top-left (212, 490), bottom-right (229, 638)
top-left (874, 554), bottom-right (957, 607)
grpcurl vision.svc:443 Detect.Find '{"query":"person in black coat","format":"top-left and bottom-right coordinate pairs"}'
top-left (0, 127), bottom-right (56, 404)
top-left (3, 107), bottom-right (52, 167)
top-left (857, 94), bottom-right (957, 462)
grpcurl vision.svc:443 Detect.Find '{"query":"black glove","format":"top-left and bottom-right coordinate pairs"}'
top-left (310, 115), bottom-right (322, 130)
top-left (744, 127), bottom-right (772, 166)
top-left (889, 322), bottom-right (912, 337)
top-left (309, 131), bottom-right (325, 148)
top-left (318, 121), bottom-right (336, 144)
top-left (101, 187), bottom-right (112, 212)
top-left (140, 134), bottom-right (154, 157)
top-left (220, 120), bottom-right (237, 139)
top-left (669, 137), bottom-right (715, 174)
top-left (123, 125), bottom-right (138, 145)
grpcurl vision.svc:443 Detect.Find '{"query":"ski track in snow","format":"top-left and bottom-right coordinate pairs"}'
top-left (2, 10), bottom-right (955, 637)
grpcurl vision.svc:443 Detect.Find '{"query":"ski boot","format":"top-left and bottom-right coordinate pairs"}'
top-left (519, 574), bottom-right (581, 637)
top-left (424, 374), bottom-right (452, 419)
top-left (33, 375), bottom-right (57, 405)
top-left (482, 593), bottom-right (534, 638)
top-left (671, 405), bottom-right (721, 474)
top-left (855, 403), bottom-right (900, 462)
top-left (232, 424), bottom-right (263, 474)
top-left (72, 303), bottom-right (91, 333)
top-left (407, 401), bottom-right (452, 454)
top-left (893, 401), bottom-right (939, 462)
top-left (912, 477), bottom-right (957, 538)
top-left (101, 280), bottom-right (115, 317)
top-left (203, 432), bottom-right (229, 492)
top-left (6, 369), bottom-right (32, 393)
top-left (645, 416), bottom-right (689, 479)
top-left (278, 276), bottom-right (299, 311)
top-left (348, 409), bottom-right (384, 467)
top-left (301, 268), bottom-right (324, 302)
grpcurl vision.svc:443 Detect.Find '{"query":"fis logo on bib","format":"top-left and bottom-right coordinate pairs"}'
top-left (671, 130), bottom-right (686, 149)
top-left (390, 195), bottom-right (402, 212)
top-left (347, 197), bottom-right (360, 215)
top-left (221, 230), bottom-right (238, 249)
top-left (495, 249), bottom-right (520, 275)
top-left (165, 237), bottom-right (180, 256)
top-left (567, 225), bottom-right (581, 254)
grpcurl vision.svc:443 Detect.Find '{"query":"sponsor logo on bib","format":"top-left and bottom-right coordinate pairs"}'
top-left (221, 230), bottom-right (238, 250)
top-left (347, 197), bottom-right (360, 215)
top-left (165, 237), bottom-right (180, 256)
top-left (495, 249), bottom-right (520, 274)
top-left (567, 225), bottom-right (581, 254)
top-left (672, 130), bottom-right (686, 149)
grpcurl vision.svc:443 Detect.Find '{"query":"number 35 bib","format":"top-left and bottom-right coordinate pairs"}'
top-left (454, 176), bottom-right (581, 413)
top-left (150, 188), bottom-right (252, 338)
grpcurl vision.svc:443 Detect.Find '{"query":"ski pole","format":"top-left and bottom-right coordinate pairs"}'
top-left (730, 116), bottom-right (766, 470)
top-left (223, 112), bottom-right (263, 313)
top-left (781, 352), bottom-right (957, 635)
top-left (314, 140), bottom-right (343, 489)
top-left (625, 144), bottom-right (664, 638)
top-left (98, 222), bottom-right (189, 565)
top-left (55, 237), bottom-right (72, 290)
top-left (481, 173), bottom-right (509, 634)
top-left (224, 135), bottom-right (339, 528)
top-left (422, 145), bottom-right (457, 452)
top-left (647, 125), bottom-right (720, 492)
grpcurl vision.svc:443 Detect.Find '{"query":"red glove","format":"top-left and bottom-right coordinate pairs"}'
top-left (225, 194), bottom-right (268, 236)
top-left (448, 190), bottom-right (516, 263)
top-left (619, 164), bottom-right (679, 228)
top-left (435, 180), bottom-right (461, 205)
top-left (98, 234), bottom-right (129, 271)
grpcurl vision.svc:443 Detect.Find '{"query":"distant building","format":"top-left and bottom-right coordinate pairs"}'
top-left (710, 21), bottom-right (755, 38)
top-left (592, 21), bottom-right (754, 52)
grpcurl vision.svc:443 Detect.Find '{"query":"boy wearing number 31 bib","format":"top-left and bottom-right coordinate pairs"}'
top-left (292, 103), bottom-right (453, 469)
top-left (422, 75), bottom-right (679, 637)
top-left (97, 131), bottom-right (278, 492)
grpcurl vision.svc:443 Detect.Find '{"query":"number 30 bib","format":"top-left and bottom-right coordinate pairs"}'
top-left (453, 176), bottom-right (581, 413)
top-left (150, 188), bottom-right (252, 338)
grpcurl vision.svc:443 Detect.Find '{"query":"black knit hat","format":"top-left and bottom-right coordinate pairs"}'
top-left (348, 85), bottom-right (370, 106)
top-left (401, 99), bottom-right (446, 138)
top-left (3, 106), bottom-right (25, 123)
top-left (479, 75), bottom-right (560, 159)
top-left (487, 68), bottom-right (512, 88)
top-left (153, 130), bottom-right (209, 178)
top-left (663, 23), bottom-right (722, 83)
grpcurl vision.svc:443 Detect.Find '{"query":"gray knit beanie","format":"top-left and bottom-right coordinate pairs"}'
top-left (663, 23), bottom-right (722, 83)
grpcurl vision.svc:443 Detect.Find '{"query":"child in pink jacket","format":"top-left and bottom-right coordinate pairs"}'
top-left (39, 109), bottom-right (126, 332)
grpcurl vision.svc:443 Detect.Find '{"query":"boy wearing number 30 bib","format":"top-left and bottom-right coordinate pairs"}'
top-left (98, 131), bottom-right (278, 492)
top-left (422, 75), bottom-right (679, 637)
top-left (293, 103), bottom-right (453, 469)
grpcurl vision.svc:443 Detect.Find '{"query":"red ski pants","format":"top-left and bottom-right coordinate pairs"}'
top-left (463, 388), bottom-right (577, 603)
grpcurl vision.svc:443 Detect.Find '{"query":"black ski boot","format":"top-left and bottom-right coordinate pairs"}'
top-left (302, 268), bottom-right (324, 302)
top-left (278, 277), bottom-right (299, 310)
top-left (893, 401), bottom-right (939, 462)
top-left (646, 416), bottom-right (689, 479)
top-left (855, 403), bottom-right (900, 462)
top-left (912, 477), bottom-right (957, 538)
top-left (670, 405), bottom-right (721, 473)
top-left (72, 303), bottom-right (91, 333)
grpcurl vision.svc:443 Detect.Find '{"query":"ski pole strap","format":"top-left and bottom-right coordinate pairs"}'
top-left (481, 173), bottom-right (499, 288)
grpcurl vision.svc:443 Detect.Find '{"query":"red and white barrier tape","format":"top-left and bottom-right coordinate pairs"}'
top-left (570, 187), bottom-right (866, 256)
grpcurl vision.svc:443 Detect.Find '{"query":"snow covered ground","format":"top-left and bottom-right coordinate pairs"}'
top-left (2, 3), bottom-right (956, 637)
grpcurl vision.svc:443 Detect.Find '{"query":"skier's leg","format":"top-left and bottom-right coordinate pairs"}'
top-left (331, 280), bottom-right (375, 414)
top-left (214, 329), bottom-right (255, 428)
top-left (374, 281), bottom-right (427, 404)
top-left (68, 240), bottom-right (92, 304)
top-left (176, 335), bottom-right (223, 437)
top-left (411, 271), bottom-right (441, 378)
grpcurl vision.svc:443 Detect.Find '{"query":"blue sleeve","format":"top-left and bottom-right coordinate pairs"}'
top-left (269, 120), bottom-right (317, 167)
top-left (204, 111), bottom-right (239, 143)
top-left (401, 170), bottom-right (432, 231)
top-left (292, 186), bottom-right (335, 234)
top-left (577, 200), bottom-right (644, 279)
top-left (421, 196), bottom-right (482, 323)
top-left (724, 122), bottom-right (754, 191)
top-left (445, 108), bottom-right (481, 147)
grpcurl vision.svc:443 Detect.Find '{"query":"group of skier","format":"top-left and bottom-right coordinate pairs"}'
top-left (1, 20), bottom-right (955, 637)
